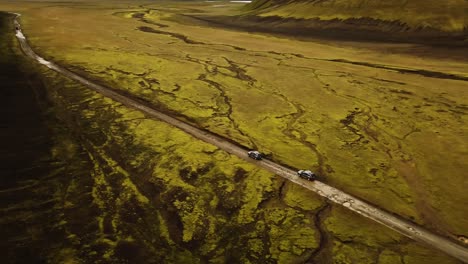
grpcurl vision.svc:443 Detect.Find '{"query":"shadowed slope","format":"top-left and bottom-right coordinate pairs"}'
top-left (242, 0), bottom-right (468, 42)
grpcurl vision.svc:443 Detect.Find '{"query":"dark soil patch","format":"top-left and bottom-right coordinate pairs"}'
top-left (137, 26), bottom-right (202, 44)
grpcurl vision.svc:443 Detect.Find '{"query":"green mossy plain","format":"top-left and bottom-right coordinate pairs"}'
top-left (25, 57), bottom-right (460, 263)
top-left (12, 3), bottom-right (466, 238)
top-left (0, 2), bottom-right (466, 263)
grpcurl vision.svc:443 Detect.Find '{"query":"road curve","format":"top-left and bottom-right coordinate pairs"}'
top-left (12, 14), bottom-right (468, 263)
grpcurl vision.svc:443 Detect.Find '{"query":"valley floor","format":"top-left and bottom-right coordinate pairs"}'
top-left (0, 1), bottom-right (467, 263)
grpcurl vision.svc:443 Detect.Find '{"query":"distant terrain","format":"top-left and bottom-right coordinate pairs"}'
top-left (204, 0), bottom-right (468, 44)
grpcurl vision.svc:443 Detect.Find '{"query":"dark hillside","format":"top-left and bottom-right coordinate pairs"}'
top-left (237, 0), bottom-right (468, 43)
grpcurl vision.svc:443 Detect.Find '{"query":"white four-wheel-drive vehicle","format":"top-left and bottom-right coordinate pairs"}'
top-left (297, 170), bottom-right (316, 181)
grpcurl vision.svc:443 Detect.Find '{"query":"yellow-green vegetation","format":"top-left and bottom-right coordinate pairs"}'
top-left (245, 0), bottom-right (468, 32)
top-left (2, 0), bottom-right (466, 239)
top-left (1, 1), bottom-right (467, 263)
top-left (36, 60), bottom-right (326, 262)
top-left (24, 51), bottom-right (463, 263)
top-left (283, 182), bottom-right (323, 211)
top-left (325, 206), bottom-right (460, 264)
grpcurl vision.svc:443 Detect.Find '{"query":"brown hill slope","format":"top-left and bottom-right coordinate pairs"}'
top-left (241, 0), bottom-right (468, 42)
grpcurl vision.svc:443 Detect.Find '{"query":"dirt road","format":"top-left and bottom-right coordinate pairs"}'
top-left (12, 14), bottom-right (468, 263)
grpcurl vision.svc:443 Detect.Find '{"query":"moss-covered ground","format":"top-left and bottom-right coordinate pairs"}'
top-left (3, 36), bottom-right (460, 263)
top-left (0, 1), bottom-right (466, 263)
